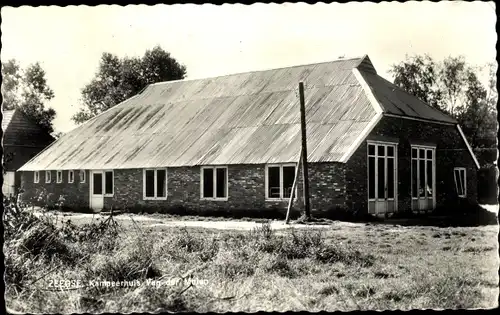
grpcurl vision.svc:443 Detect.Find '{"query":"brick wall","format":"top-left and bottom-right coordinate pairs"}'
top-left (20, 163), bottom-right (346, 218)
top-left (345, 116), bottom-right (478, 214)
top-left (19, 170), bottom-right (90, 210)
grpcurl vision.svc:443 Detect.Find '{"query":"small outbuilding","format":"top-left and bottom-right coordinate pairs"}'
top-left (2, 109), bottom-right (55, 198)
top-left (18, 55), bottom-right (479, 218)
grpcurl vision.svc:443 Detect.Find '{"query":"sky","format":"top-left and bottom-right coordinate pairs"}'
top-left (1, 1), bottom-right (497, 133)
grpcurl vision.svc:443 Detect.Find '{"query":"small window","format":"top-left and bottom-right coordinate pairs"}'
top-left (201, 166), bottom-right (228, 200)
top-left (387, 146), bottom-right (394, 157)
top-left (105, 171), bottom-right (113, 195)
top-left (56, 170), bottom-right (63, 183)
top-left (266, 164), bottom-right (297, 200)
top-left (378, 145), bottom-right (385, 156)
top-left (143, 169), bottom-right (167, 200)
top-left (45, 171), bottom-right (52, 183)
top-left (454, 168), bottom-right (467, 198)
top-left (368, 144), bottom-right (375, 156)
top-left (79, 170), bottom-right (86, 183)
top-left (34, 171), bottom-right (39, 183)
top-left (68, 170), bottom-right (74, 183)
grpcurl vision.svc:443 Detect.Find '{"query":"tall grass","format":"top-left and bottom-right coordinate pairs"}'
top-left (4, 199), bottom-right (497, 312)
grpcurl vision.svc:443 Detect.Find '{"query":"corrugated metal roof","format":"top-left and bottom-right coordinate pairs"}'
top-left (361, 71), bottom-right (457, 124)
top-left (19, 55), bottom-right (457, 171)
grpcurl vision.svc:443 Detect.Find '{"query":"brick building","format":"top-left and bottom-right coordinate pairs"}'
top-left (18, 56), bottom-right (479, 218)
top-left (2, 109), bottom-right (54, 198)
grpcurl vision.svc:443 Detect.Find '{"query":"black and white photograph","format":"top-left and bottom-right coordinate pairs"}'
top-left (1, 1), bottom-right (498, 313)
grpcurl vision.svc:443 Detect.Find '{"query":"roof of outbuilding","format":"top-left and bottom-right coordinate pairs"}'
top-left (19, 55), bottom-right (458, 171)
top-left (2, 109), bottom-right (15, 131)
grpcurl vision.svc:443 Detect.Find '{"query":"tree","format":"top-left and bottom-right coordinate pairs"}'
top-left (390, 54), bottom-right (444, 111)
top-left (1, 60), bottom-right (56, 133)
top-left (72, 46), bottom-right (187, 124)
top-left (389, 55), bottom-right (497, 162)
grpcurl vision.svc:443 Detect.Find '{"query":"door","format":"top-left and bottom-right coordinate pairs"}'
top-left (368, 143), bottom-right (397, 215)
top-left (90, 171), bottom-right (104, 211)
top-left (411, 147), bottom-right (435, 211)
top-left (2, 171), bottom-right (16, 198)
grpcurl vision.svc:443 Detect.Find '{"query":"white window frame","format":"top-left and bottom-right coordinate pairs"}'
top-left (56, 170), bottom-right (63, 183)
top-left (79, 170), bottom-right (86, 183)
top-left (34, 171), bottom-right (39, 183)
top-left (68, 170), bottom-right (74, 183)
top-left (200, 166), bottom-right (229, 201)
top-left (265, 163), bottom-right (298, 201)
top-left (45, 170), bottom-right (52, 183)
top-left (411, 145), bottom-right (436, 205)
top-left (104, 170), bottom-right (114, 197)
top-left (143, 169), bottom-right (168, 200)
top-left (454, 167), bottom-right (467, 198)
top-left (366, 140), bottom-right (398, 203)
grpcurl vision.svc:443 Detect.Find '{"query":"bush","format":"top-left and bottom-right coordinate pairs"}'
top-left (84, 236), bottom-right (161, 292)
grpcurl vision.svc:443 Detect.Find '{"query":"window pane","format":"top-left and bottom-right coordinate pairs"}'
top-left (387, 146), bottom-right (394, 157)
top-left (157, 170), bottom-right (166, 198)
top-left (378, 145), bottom-right (385, 156)
top-left (282, 166), bottom-right (296, 198)
top-left (203, 168), bottom-right (214, 198)
top-left (427, 149), bottom-right (432, 160)
top-left (57, 171), bottom-right (62, 182)
top-left (268, 167), bottom-right (281, 198)
top-left (426, 160), bottom-right (433, 197)
top-left (105, 171), bottom-right (113, 194)
top-left (377, 157), bottom-right (385, 199)
top-left (69, 171), bottom-right (74, 182)
top-left (216, 168), bottom-right (227, 198)
top-left (419, 159), bottom-right (425, 197)
top-left (80, 170), bottom-right (85, 182)
top-left (387, 158), bottom-right (394, 199)
top-left (93, 173), bottom-right (103, 195)
top-left (454, 169), bottom-right (460, 195)
top-left (145, 170), bottom-right (155, 197)
top-left (419, 149), bottom-right (425, 159)
top-left (460, 170), bottom-right (466, 196)
top-left (412, 159), bottom-right (418, 197)
top-left (368, 156), bottom-right (375, 199)
top-left (368, 144), bottom-right (375, 155)
top-left (412, 148), bottom-right (417, 158)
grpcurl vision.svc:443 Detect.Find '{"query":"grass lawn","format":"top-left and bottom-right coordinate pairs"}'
top-left (5, 210), bottom-right (499, 312)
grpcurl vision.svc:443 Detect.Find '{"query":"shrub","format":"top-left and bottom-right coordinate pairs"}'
top-left (212, 247), bottom-right (256, 279)
top-left (84, 236), bottom-right (161, 293)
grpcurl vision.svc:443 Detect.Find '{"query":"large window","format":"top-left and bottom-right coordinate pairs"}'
top-left (34, 171), bottom-right (39, 183)
top-left (201, 166), bottom-right (228, 200)
top-left (367, 142), bottom-right (396, 201)
top-left (45, 171), bottom-right (51, 183)
top-left (266, 164), bottom-right (297, 200)
top-left (411, 146), bottom-right (435, 199)
top-left (143, 169), bottom-right (167, 200)
top-left (104, 171), bottom-right (114, 196)
top-left (454, 167), bottom-right (466, 198)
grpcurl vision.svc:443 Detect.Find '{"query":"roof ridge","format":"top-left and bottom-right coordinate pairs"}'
top-left (150, 56), bottom-right (365, 86)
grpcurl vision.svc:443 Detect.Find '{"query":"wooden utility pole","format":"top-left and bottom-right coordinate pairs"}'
top-left (285, 150), bottom-right (302, 224)
top-left (299, 82), bottom-right (311, 220)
